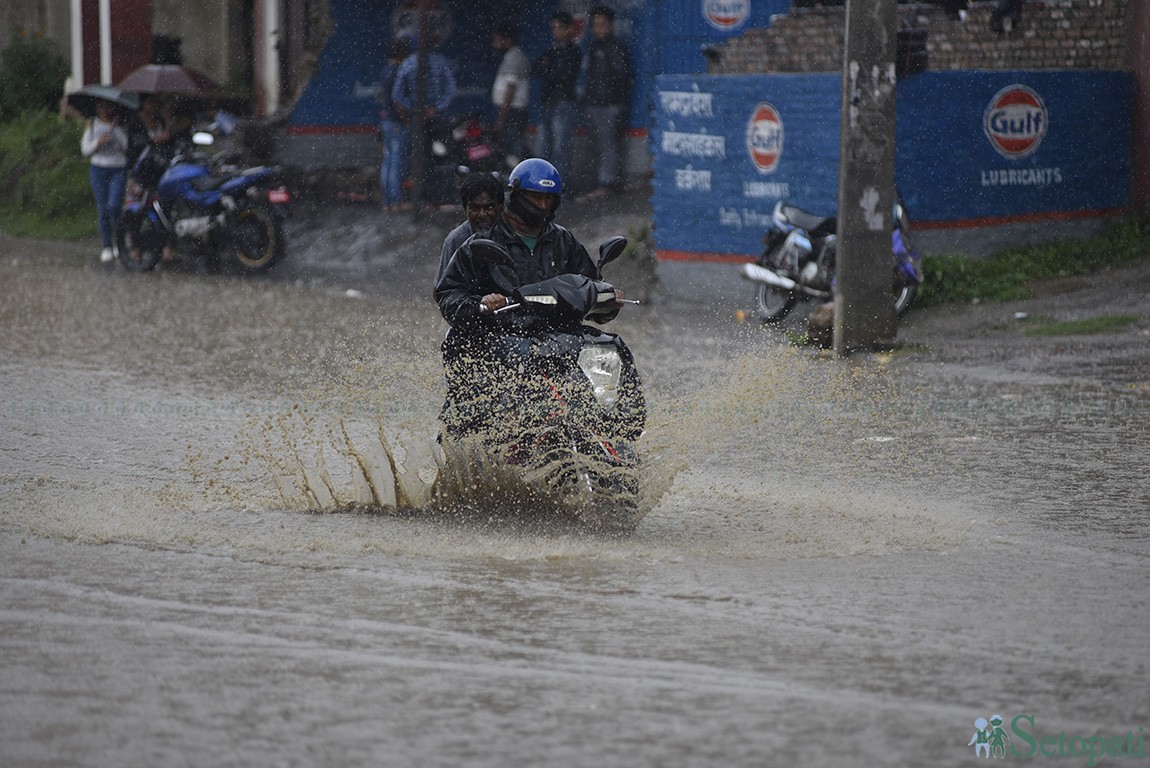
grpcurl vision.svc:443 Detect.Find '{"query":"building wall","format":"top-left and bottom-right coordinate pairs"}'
top-left (712, 0), bottom-right (1130, 73)
top-left (153, 0), bottom-right (250, 90)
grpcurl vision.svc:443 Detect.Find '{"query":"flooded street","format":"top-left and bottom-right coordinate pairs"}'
top-left (2, 222), bottom-right (1148, 767)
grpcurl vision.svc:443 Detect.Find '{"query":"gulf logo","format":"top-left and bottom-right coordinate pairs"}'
top-left (746, 102), bottom-right (784, 174)
top-left (984, 84), bottom-right (1048, 159)
top-left (704, 0), bottom-right (750, 31)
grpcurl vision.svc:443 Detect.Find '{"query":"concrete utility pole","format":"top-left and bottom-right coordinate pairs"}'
top-left (834, 0), bottom-right (899, 355)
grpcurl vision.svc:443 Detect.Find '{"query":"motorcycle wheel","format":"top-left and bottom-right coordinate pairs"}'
top-left (754, 281), bottom-right (797, 324)
top-left (115, 208), bottom-right (165, 272)
top-left (894, 283), bottom-right (917, 317)
top-left (229, 207), bottom-right (284, 272)
top-left (753, 242), bottom-right (798, 323)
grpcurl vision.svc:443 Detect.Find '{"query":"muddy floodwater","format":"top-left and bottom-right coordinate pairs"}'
top-left (2, 223), bottom-right (1149, 768)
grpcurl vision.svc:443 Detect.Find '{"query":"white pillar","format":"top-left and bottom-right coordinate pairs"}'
top-left (98, 0), bottom-right (112, 84)
top-left (263, 0), bottom-right (281, 113)
top-left (70, 0), bottom-right (84, 87)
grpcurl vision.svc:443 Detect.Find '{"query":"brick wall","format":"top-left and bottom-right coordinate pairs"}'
top-left (711, 0), bottom-right (1131, 74)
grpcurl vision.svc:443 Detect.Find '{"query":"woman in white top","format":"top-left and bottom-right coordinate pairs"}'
top-left (81, 99), bottom-right (129, 262)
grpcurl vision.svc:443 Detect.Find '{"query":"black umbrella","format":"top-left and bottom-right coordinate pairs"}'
top-left (66, 84), bottom-right (141, 118)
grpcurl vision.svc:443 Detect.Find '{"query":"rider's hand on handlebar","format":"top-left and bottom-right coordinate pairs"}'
top-left (479, 293), bottom-right (510, 314)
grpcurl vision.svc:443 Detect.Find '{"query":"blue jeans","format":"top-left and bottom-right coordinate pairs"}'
top-left (585, 104), bottom-right (624, 190)
top-left (89, 164), bottom-right (127, 248)
top-left (380, 120), bottom-right (410, 207)
top-left (534, 100), bottom-right (576, 188)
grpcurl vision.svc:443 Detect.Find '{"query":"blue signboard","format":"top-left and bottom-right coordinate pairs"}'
top-left (289, 0), bottom-right (650, 128)
top-left (653, 73), bottom-right (842, 260)
top-left (289, 0), bottom-right (532, 127)
top-left (652, 71), bottom-right (1132, 260)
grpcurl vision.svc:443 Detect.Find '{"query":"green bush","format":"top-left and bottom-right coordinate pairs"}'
top-left (0, 34), bottom-right (69, 120)
top-left (0, 111), bottom-right (96, 239)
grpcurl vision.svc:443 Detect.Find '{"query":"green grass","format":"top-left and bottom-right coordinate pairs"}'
top-left (917, 211), bottom-right (1150, 307)
top-left (1023, 314), bottom-right (1141, 336)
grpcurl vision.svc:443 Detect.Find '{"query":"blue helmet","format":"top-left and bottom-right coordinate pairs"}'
top-left (508, 158), bottom-right (563, 196)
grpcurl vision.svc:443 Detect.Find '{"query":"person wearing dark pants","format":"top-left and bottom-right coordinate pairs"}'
top-left (581, 5), bottom-right (632, 200)
top-left (534, 11), bottom-right (581, 191)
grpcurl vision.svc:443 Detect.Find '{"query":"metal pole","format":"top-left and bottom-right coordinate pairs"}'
top-left (834, 0), bottom-right (899, 355)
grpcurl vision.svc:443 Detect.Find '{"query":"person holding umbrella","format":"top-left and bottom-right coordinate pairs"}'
top-left (81, 98), bottom-right (130, 263)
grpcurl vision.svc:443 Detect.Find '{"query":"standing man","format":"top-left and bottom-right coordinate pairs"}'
top-left (491, 23), bottom-right (530, 164)
top-left (533, 11), bottom-right (581, 190)
top-left (581, 4), bottom-right (632, 201)
top-left (391, 38), bottom-right (456, 123)
top-left (391, 38), bottom-right (457, 207)
top-left (379, 37), bottom-right (413, 212)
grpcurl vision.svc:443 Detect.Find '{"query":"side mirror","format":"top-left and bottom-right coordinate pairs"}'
top-left (468, 238), bottom-right (512, 265)
top-left (192, 131), bottom-right (215, 147)
top-left (596, 236), bottom-right (628, 277)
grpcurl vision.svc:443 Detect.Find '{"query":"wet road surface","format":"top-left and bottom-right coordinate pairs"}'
top-left (1, 220), bottom-right (1148, 767)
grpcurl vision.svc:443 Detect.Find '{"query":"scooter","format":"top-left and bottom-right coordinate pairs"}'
top-left (740, 194), bottom-right (923, 323)
top-left (439, 236), bottom-right (647, 531)
top-left (116, 131), bottom-right (291, 273)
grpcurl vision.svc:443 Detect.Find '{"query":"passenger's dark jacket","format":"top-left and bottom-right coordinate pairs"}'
top-left (583, 36), bottom-right (632, 107)
top-left (434, 217), bottom-right (599, 333)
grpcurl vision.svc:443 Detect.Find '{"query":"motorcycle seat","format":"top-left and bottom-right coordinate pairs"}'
top-left (190, 175), bottom-right (230, 193)
top-left (780, 204), bottom-right (835, 235)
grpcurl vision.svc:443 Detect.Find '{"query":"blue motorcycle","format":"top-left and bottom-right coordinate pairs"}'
top-left (740, 193), bottom-right (924, 323)
top-left (116, 132), bottom-right (291, 272)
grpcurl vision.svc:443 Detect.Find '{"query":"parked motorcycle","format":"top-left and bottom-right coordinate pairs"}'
top-left (440, 236), bottom-right (647, 531)
top-left (740, 195), bottom-right (923, 323)
top-left (116, 131), bottom-right (291, 273)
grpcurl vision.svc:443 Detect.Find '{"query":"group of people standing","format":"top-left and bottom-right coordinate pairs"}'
top-left (78, 94), bottom-right (199, 262)
top-left (378, 4), bottom-right (632, 212)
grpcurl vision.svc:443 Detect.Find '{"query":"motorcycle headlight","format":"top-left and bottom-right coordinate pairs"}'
top-left (578, 346), bottom-right (622, 407)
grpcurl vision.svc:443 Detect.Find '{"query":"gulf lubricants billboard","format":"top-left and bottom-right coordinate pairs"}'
top-left (896, 71), bottom-right (1130, 224)
top-left (652, 71), bottom-right (1132, 261)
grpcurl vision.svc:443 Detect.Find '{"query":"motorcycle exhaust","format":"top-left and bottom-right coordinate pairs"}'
top-left (740, 263), bottom-right (832, 299)
top-left (741, 262), bottom-right (797, 290)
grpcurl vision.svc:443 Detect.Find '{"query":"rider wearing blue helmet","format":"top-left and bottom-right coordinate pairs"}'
top-left (436, 158), bottom-right (600, 321)
top-left (434, 158), bottom-right (623, 436)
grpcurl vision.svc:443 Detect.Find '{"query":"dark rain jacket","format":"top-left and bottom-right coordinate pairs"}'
top-left (583, 36), bottom-right (632, 107)
top-left (434, 218), bottom-right (600, 334)
top-left (535, 42), bottom-right (582, 106)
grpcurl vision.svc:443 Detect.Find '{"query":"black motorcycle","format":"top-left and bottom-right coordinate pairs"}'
top-left (740, 195), bottom-right (924, 323)
top-left (438, 237), bottom-right (647, 531)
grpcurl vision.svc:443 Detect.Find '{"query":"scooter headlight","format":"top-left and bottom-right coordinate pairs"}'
top-left (578, 345), bottom-right (622, 407)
